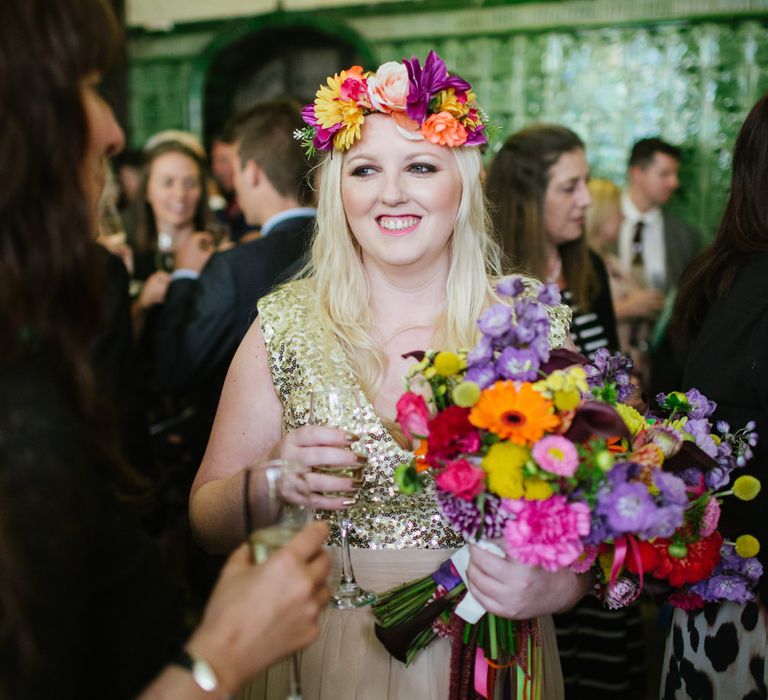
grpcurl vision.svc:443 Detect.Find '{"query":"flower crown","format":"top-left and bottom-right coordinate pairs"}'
top-left (295, 50), bottom-right (489, 155)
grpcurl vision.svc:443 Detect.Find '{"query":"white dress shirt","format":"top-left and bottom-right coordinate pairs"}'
top-left (619, 192), bottom-right (666, 290)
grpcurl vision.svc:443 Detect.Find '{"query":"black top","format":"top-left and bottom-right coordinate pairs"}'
top-left (0, 353), bottom-right (183, 699)
top-left (564, 250), bottom-right (620, 357)
top-left (682, 253), bottom-right (768, 603)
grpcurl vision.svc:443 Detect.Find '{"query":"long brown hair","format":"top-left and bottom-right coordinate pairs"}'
top-left (0, 0), bottom-right (126, 679)
top-left (673, 93), bottom-right (768, 346)
top-left (486, 124), bottom-right (599, 309)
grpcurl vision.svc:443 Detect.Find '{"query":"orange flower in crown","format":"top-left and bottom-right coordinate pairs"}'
top-left (296, 50), bottom-right (489, 154)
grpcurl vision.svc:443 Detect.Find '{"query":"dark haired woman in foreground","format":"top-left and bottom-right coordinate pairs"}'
top-left (662, 93), bottom-right (768, 699)
top-left (0, 2), bottom-right (329, 698)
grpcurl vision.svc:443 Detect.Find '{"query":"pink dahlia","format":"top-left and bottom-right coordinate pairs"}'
top-left (531, 435), bottom-right (579, 477)
top-left (502, 495), bottom-right (590, 571)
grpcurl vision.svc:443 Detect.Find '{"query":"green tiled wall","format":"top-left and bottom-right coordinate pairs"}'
top-left (127, 7), bottom-right (768, 238)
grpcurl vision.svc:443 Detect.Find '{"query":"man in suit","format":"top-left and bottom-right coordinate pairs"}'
top-left (619, 137), bottom-right (700, 294)
top-left (619, 137), bottom-right (701, 395)
top-left (154, 99), bottom-right (315, 399)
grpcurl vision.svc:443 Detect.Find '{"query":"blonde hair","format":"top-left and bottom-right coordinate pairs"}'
top-left (585, 178), bottom-right (622, 253)
top-left (304, 144), bottom-right (501, 399)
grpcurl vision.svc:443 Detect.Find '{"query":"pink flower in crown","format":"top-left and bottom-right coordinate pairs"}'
top-left (367, 61), bottom-right (410, 113)
top-left (532, 435), bottom-right (579, 477)
top-left (339, 65), bottom-right (371, 107)
top-left (502, 495), bottom-right (590, 572)
top-left (435, 458), bottom-right (485, 501)
top-left (421, 112), bottom-right (468, 147)
top-left (395, 392), bottom-right (430, 440)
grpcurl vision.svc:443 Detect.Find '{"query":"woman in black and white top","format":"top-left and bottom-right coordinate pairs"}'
top-left (486, 124), bottom-right (618, 359)
top-left (486, 125), bottom-right (644, 700)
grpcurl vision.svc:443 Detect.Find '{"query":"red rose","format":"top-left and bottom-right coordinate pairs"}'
top-left (426, 406), bottom-right (481, 465)
top-left (396, 392), bottom-right (430, 440)
top-left (435, 458), bottom-right (485, 501)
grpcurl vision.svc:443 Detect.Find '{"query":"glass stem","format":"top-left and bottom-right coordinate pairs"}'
top-left (339, 508), bottom-right (356, 586)
top-left (288, 653), bottom-right (303, 699)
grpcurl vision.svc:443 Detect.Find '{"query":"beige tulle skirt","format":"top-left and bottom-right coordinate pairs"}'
top-left (239, 548), bottom-right (564, 700)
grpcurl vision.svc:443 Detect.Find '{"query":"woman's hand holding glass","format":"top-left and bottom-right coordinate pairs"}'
top-left (267, 424), bottom-right (364, 510)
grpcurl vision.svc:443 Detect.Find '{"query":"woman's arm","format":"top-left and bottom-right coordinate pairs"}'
top-left (189, 321), bottom-right (364, 553)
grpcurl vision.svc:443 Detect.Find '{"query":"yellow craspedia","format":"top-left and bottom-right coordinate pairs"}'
top-left (433, 351), bottom-right (462, 377)
top-left (524, 478), bottom-right (554, 500)
top-left (733, 475), bottom-right (761, 501)
top-left (452, 381), bottom-right (481, 408)
top-left (482, 441), bottom-right (527, 499)
top-left (735, 534), bottom-right (761, 558)
top-left (554, 389), bottom-right (580, 411)
top-left (615, 402), bottom-right (646, 436)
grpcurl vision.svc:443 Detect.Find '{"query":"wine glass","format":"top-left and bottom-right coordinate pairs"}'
top-left (155, 230), bottom-right (176, 272)
top-left (244, 459), bottom-right (311, 700)
top-left (309, 387), bottom-right (376, 609)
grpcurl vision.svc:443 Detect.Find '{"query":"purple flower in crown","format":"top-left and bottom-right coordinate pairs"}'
top-left (477, 303), bottom-right (512, 338)
top-left (685, 389), bottom-right (717, 419)
top-left (301, 103), bottom-right (341, 151)
top-left (497, 346), bottom-right (540, 382)
top-left (403, 50), bottom-right (472, 124)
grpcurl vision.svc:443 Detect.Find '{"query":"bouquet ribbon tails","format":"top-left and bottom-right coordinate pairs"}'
top-left (373, 275), bottom-right (763, 700)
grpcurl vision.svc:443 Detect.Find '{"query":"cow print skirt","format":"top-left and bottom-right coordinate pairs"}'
top-left (661, 601), bottom-right (767, 699)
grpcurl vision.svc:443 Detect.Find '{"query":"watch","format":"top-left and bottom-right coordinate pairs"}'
top-left (172, 648), bottom-right (227, 695)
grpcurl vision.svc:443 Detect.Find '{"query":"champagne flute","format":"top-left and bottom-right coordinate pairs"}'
top-left (155, 230), bottom-right (176, 272)
top-left (244, 459), bottom-right (311, 700)
top-left (309, 387), bottom-right (376, 609)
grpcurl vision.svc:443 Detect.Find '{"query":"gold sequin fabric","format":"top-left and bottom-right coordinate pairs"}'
top-left (257, 277), bottom-right (571, 550)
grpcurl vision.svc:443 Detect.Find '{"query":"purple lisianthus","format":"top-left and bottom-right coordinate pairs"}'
top-left (653, 470), bottom-right (689, 506)
top-left (704, 465), bottom-right (731, 490)
top-left (404, 50), bottom-right (471, 124)
top-left (641, 504), bottom-right (684, 539)
top-left (692, 575), bottom-right (755, 604)
top-left (537, 283), bottom-right (561, 306)
top-left (464, 363), bottom-right (498, 389)
top-left (477, 303), bottom-right (512, 338)
top-left (496, 276), bottom-right (526, 298)
top-left (685, 389), bottom-right (717, 419)
top-left (466, 335), bottom-right (493, 367)
top-left (685, 418), bottom-right (719, 459)
top-left (596, 481), bottom-right (657, 535)
top-left (497, 346), bottom-right (540, 382)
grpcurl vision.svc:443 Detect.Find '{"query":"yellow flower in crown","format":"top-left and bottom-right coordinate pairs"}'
top-left (470, 380), bottom-right (560, 445)
top-left (434, 88), bottom-right (470, 118)
top-left (482, 441), bottom-right (527, 499)
top-left (312, 66), bottom-right (370, 151)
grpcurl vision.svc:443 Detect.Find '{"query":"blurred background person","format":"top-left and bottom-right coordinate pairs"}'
top-left (486, 124), bottom-right (645, 700)
top-left (586, 177), bottom-right (665, 388)
top-left (486, 124), bottom-right (619, 358)
top-left (0, 1), bottom-right (330, 698)
top-left (209, 127), bottom-right (255, 243)
top-left (620, 137), bottom-right (701, 396)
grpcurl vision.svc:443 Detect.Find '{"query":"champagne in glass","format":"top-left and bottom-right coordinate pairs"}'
top-left (155, 230), bottom-right (176, 272)
top-left (245, 459), bottom-right (311, 700)
top-left (309, 387), bottom-right (376, 609)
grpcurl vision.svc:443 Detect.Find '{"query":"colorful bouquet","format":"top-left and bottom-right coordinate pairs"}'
top-left (373, 276), bottom-right (762, 700)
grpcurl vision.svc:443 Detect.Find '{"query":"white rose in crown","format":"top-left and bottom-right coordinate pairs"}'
top-left (367, 61), bottom-right (409, 113)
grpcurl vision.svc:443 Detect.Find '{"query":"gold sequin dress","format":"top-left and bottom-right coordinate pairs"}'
top-left (241, 278), bottom-right (571, 700)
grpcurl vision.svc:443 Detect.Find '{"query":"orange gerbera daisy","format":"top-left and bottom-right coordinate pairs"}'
top-left (469, 381), bottom-right (560, 445)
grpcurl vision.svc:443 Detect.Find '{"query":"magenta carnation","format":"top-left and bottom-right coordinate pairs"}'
top-left (532, 436), bottom-right (579, 477)
top-left (502, 495), bottom-right (590, 571)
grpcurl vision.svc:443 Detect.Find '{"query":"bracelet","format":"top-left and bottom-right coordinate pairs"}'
top-left (172, 648), bottom-right (232, 698)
